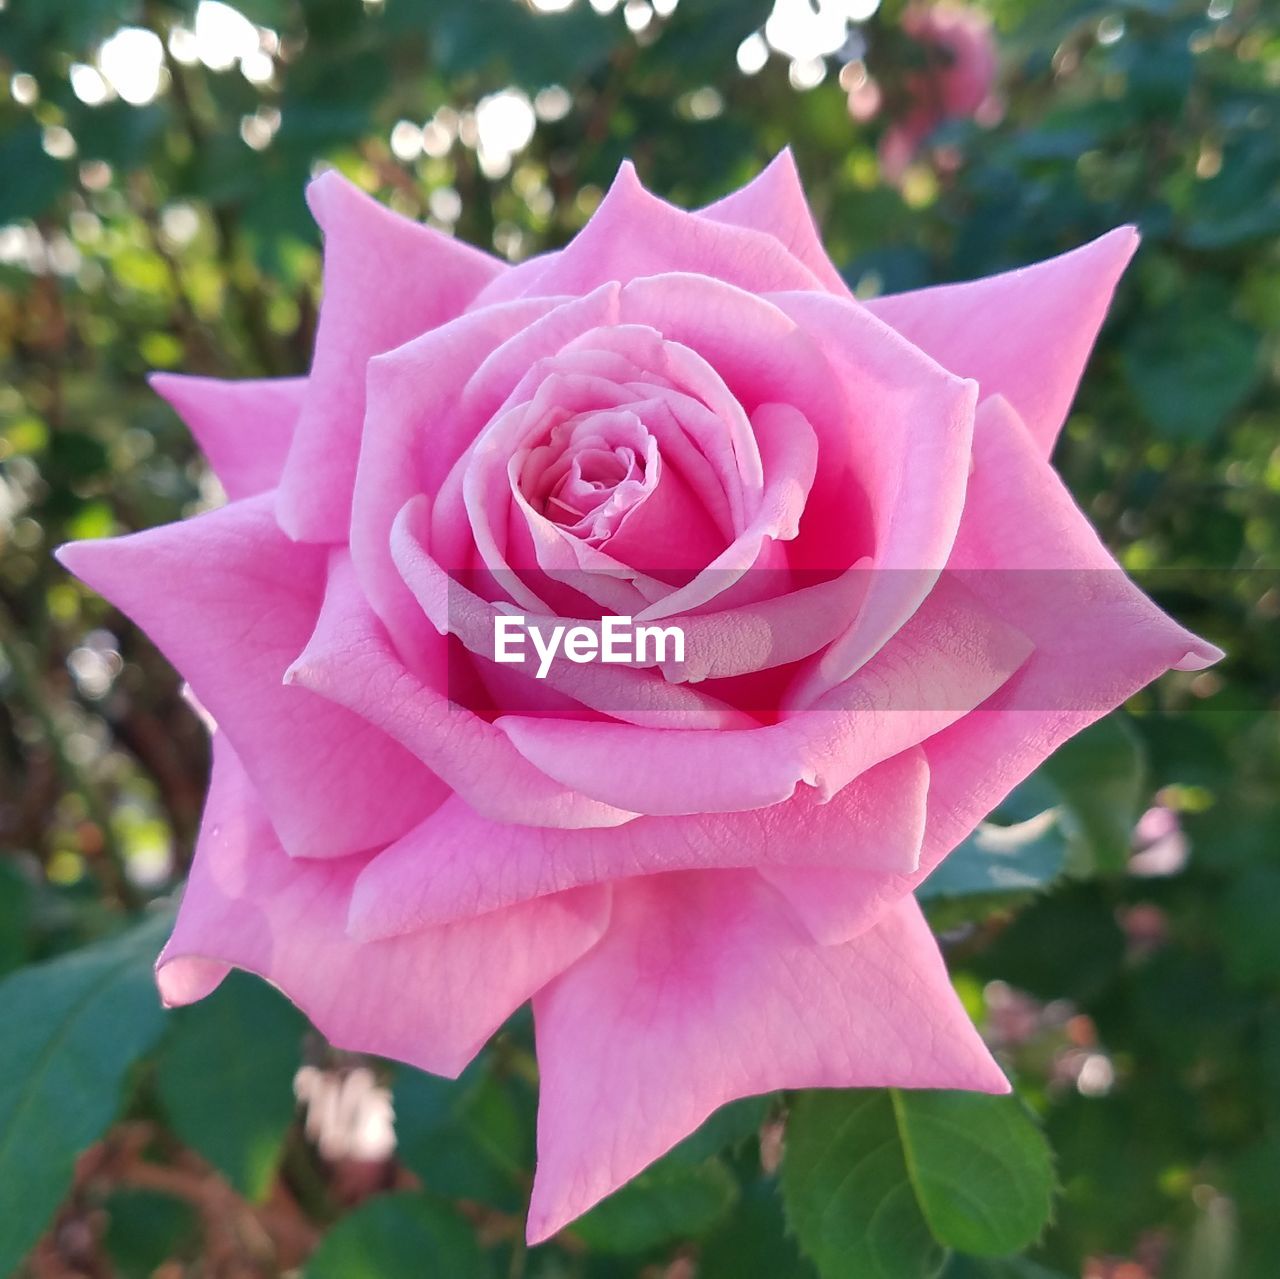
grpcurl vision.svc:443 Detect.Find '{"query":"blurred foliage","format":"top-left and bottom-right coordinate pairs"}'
top-left (1, 0), bottom-right (1278, 1275)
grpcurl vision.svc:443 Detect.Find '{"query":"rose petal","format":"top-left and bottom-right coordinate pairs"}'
top-left (633, 401), bottom-right (819, 621)
top-left (615, 274), bottom-right (867, 571)
top-left (767, 290), bottom-right (978, 706)
top-left (498, 573), bottom-right (1030, 816)
top-left (483, 161), bottom-right (826, 304)
top-left (286, 549), bottom-right (637, 830)
top-left (149, 373), bottom-right (304, 500)
top-left (920, 393), bottom-right (1221, 867)
top-left (527, 872), bottom-right (1007, 1243)
top-left (699, 149), bottom-right (851, 297)
top-left (277, 171), bottom-right (504, 543)
top-left (868, 227), bottom-right (1139, 456)
top-left (758, 396), bottom-right (1223, 944)
top-left (158, 737), bottom-right (611, 1078)
top-left (353, 293), bottom-right (610, 650)
top-left (390, 496), bottom-right (755, 729)
top-left (57, 496), bottom-right (441, 858)
top-left (347, 748), bottom-right (928, 939)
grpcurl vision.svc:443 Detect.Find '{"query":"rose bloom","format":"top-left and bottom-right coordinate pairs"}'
top-left (880, 2), bottom-right (1004, 180)
top-left (59, 153), bottom-right (1218, 1241)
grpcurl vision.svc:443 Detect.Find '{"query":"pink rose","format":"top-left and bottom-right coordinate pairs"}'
top-left (58, 153), bottom-right (1218, 1241)
top-left (880, 3), bottom-right (1004, 180)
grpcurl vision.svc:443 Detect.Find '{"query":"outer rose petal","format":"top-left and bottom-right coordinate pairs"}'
top-left (347, 749), bottom-right (928, 939)
top-left (158, 737), bottom-right (612, 1078)
top-left (150, 373), bottom-right (304, 499)
top-left (700, 150), bottom-right (852, 297)
top-left (286, 550), bottom-right (636, 830)
top-left (277, 171), bottom-right (504, 543)
top-left (756, 396), bottom-right (1223, 945)
top-left (473, 162), bottom-right (826, 307)
top-left (920, 393), bottom-right (1222, 865)
top-left (57, 496), bottom-right (442, 858)
top-left (527, 872), bottom-right (1007, 1243)
top-left (868, 227), bottom-right (1139, 456)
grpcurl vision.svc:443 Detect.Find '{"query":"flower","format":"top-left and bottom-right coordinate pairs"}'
top-left (880, 3), bottom-right (1003, 181)
top-left (57, 153), bottom-right (1219, 1241)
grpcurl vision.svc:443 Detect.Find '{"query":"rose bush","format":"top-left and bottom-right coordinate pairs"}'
top-left (57, 152), bottom-right (1218, 1242)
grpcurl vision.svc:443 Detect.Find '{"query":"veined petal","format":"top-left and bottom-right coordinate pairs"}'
top-left (699, 149), bottom-right (851, 297)
top-left (347, 749), bottom-right (928, 939)
top-left (158, 737), bottom-right (611, 1079)
top-left (150, 373), bottom-right (304, 500)
top-left (276, 171), bottom-right (504, 542)
top-left (57, 496), bottom-right (441, 858)
top-left (286, 550), bottom-right (637, 830)
top-left (757, 396), bottom-right (1223, 945)
top-left (868, 227), bottom-right (1139, 456)
top-left (527, 872), bottom-right (1006, 1243)
top-left (494, 161), bottom-right (827, 301)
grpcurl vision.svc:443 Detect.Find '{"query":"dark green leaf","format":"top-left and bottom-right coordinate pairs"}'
top-left (573, 1157), bottom-right (739, 1254)
top-left (393, 1061), bottom-right (529, 1211)
top-left (1218, 867), bottom-right (1280, 985)
top-left (918, 810), bottom-right (1067, 902)
top-left (892, 1091), bottom-right (1055, 1257)
top-left (783, 1090), bottom-right (1055, 1277)
top-left (0, 912), bottom-right (170, 1277)
top-left (666, 1093), bottom-right (772, 1165)
top-left (0, 860), bottom-right (34, 978)
top-left (1122, 290), bottom-right (1260, 442)
top-left (698, 1180), bottom-right (817, 1279)
top-left (0, 125), bottom-right (68, 223)
top-left (782, 1090), bottom-right (947, 1279)
top-left (101, 1188), bottom-right (199, 1279)
top-left (1042, 715), bottom-right (1145, 874)
top-left (155, 970), bottom-right (306, 1201)
top-left (942, 1258), bottom-right (1069, 1279)
top-left (304, 1192), bottom-right (487, 1279)
top-left (427, 0), bottom-right (622, 88)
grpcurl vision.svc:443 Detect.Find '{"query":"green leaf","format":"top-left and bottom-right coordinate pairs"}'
top-left (0, 125), bottom-right (68, 223)
top-left (1042, 715), bottom-right (1146, 874)
top-left (572, 1157), bottom-right (739, 1254)
top-left (941, 1258), bottom-right (1069, 1279)
top-left (304, 1192), bottom-right (487, 1278)
top-left (891, 1091), bottom-right (1056, 1256)
top-left (666, 1093), bottom-right (772, 1165)
top-left (101, 1188), bottom-right (199, 1279)
top-left (1121, 288), bottom-right (1260, 442)
top-left (782, 1091), bottom-right (947, 1279)
top-left (1218, 867), bottom-right (1280, 985)
top-left (918, 809), bottom-right (1068, 902)
top-left (782, 1090), bottom-right (1055, 1278)
top-left (698, 1181), bottom-right (818, 1279)
top-left (0, 860), bottom-right (34, 978)
top-left (155, 970), bottom-right (306, 1201)
top-left (0, 913), bottom-right (170, 1277)
top-left (426, 0), bottom-right (623, 88)
top-left (393, 1060), bottom-right (530, 1211)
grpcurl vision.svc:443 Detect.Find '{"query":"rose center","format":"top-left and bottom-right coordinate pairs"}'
top-left (522, 409), bottom-right (660, 546)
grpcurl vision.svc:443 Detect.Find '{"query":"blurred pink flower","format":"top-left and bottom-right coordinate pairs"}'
top-left (881, 3), bottom-right (1004, 180)
top-left (1130, 803), bottom-right (1190, 876)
